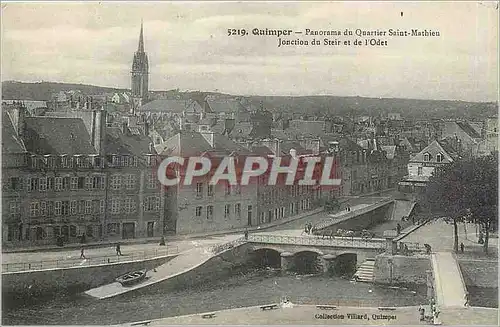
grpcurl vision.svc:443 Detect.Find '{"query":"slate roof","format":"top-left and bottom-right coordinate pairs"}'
top-left (24, 117), bottom-right (96, 155)
top-left (456, 121), bottom-right (482, 139)
top-left (205, 98), bottom-right (248, 113)
top-left (409, 140), bottom-right (455, 163)
top-left (157, 131), bottom-right (252, 157)
top-left (228, 122), bottom-right (253, 138)
top-left (2, 111), bottom-right (26, 154)
top-left (105, 127), bottom-right (156, 156)
top-left (138, 99), bottom-right (203, 113)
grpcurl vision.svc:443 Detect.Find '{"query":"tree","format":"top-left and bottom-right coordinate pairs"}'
top-left (461, 154), bottom-right (498, 253)
top-left (316, 197), bottom-right (341, 213)
top-left (420, 154), bottom-right (498, 253)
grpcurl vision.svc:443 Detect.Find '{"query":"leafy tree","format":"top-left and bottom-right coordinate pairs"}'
top-left (315, 197), bottom-right (341, 213)
top-left (461, 154), bottom-right (498, 253)
top-left (420, 154), bottom-right (498, 253)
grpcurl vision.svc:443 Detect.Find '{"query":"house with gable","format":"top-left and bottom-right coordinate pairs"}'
top-left (398, 139), bottom-right (458, 194)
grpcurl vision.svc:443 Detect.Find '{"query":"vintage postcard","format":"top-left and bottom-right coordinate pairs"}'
top-left (1, 1), bottom-right (498, 326)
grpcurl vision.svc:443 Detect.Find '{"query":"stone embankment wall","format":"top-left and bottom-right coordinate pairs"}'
top-left (373, 254), bottom-right (431, 285)
top-left (130, 243), bottom-right (253, 297)
top-left (316, 202), bottom-right (394, 234)
top-left (2, 255), bottom-right (176, 302)
top-left (459, 260), bottom-right (498, 288)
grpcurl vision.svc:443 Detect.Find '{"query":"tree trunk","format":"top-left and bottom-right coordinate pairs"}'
top-left (453, 219), bottom-right (459, 253)
top-left (483, 222), bottom-right (490, 254)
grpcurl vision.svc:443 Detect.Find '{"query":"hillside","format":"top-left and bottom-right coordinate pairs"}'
top-left (2, 81), bottom-right (497, 119)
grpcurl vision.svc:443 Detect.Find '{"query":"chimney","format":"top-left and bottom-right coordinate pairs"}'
top-left (92, 108), bottom-right (107, 156)
top-left (328, 141), bottom-right (339, 153)
top-left (201, 131), bottom-right (215, 148)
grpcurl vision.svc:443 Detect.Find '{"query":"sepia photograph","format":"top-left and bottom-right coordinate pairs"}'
top-left (1, 1), bottom-right (498, 326)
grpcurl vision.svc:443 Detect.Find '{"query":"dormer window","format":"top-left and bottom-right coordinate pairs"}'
top-left (423, 153), bottom-right (430, 162)
top-left (436, 153), bottom-right (443, 163)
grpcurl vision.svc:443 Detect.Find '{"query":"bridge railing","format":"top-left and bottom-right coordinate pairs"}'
top-left (394, 241), bottom-right (427, 255)
top-left (313, 198), bottom-right (393, 231)
top-left (209, 237), bottom-right (247, 255)
top-left (2, 247), bottom-right (178, 273)
top-left (247, 234), bottom-right (386, 250)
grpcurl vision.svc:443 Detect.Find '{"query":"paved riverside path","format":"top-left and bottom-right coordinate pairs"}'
top-left (431, 252), bottom-right (467, 308)
top-left (85, 235), bottom-right (241, 300)
top-left (118, 304), bottom-right (499, 326)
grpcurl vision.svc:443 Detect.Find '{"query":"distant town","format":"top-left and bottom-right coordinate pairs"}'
top-left (2, 22), bottom-right (498, 249)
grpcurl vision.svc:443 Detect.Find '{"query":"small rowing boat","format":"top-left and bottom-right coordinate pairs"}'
top-left (116, 270), bottom-right (147, 287)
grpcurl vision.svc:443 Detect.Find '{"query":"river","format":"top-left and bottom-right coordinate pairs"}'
top-left (2, 268), bottom-right (426, 325)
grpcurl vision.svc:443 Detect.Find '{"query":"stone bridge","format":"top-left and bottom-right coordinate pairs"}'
top-left (244, 233), bottom-right (389, 276)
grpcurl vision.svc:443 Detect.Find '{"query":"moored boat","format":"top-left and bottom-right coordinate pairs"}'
top-left (116, 270), bottom-right (147, 287)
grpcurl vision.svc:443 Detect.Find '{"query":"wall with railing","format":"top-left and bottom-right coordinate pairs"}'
top-left (313, 198), bottom-right (394, 233)
top-left (2, 248), bottom-right (178, 302)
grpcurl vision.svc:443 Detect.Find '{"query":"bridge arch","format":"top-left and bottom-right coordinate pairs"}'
top-left (332, 252), bottom-right (357, 277)
top-left (292, 250), bottom-right (322, 275)
top-left (250, 248), bottom-right (281, 268)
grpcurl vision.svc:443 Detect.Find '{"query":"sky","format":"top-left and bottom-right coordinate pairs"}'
top-left (1, 1), bottom-right (499, 101)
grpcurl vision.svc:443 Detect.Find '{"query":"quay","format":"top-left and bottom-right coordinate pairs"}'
top-left (119, 304), bottom-right (499, 326)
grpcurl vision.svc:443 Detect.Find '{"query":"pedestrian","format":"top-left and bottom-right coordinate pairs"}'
top-left (464, 292), bottom-right (469, 307)
top-left (244, 229), bottom-right (249, 240)
top-left (460, 242), bottom-right (464, 253)
top-left (80, 247), bottom-right (86, 259)
top-left (116, 243), bottom-right (122, 256)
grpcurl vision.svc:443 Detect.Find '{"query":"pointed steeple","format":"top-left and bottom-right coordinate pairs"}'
top-left (138, 20), bottom-right (144, 53)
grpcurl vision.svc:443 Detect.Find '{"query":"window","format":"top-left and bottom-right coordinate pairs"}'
top-left (70, 201), bottom-right (77, 215)
top-left (10, 201), bottom-right (20, 217)
top-left (71, 177), bottom-right (78, 190)
top-left (47, 201), bottom-right (54, 216)
top-left (436, 153), bottom-right (443, 163)
top-left (55, 177), bottom-right (63, 191)
top-left (70, 225), bottom-right (77, 237)
top-left (234, 185), bottom-right (241, 195)
top-left (196, 206), bottom-right (202, 217)
top-left (235, 203), bottom-right (241, 219)
top-left (224, 204), bottom-right (231, 219)
top-left (206, 205), bottom-right (214, 220)
top-left (9, 177), bottom-right (20, 190)
top-left (144, 196), bottom-right (160, 212)
top-left (125, 174), bottom-right (136, 189)
top-left (260, 212), bottom-right (265, 224)
top-left (85, 200), bottom-right (92, 214)
top-left (423, 153), bottom-right (430, 162)
top-left (100, 200), bottom-right (105, 214)
top-left (111, 199), bottom-right (121, 214)
top-left (39, 177), bottom-right (47, 191)
top-left (196, 183), bottom-right (203, 198)
top-left (123, 198), bottom-right (137, 213)
top-left (207, 185), bottom-right (214, 197)
top-left (55, 201), bottom-right (62, 216)
top-left (47, 177), bottom-right (54, 190)
top-left (30, 202), bottom-right (40, 217)
top-left (111, 175), bottom-right (122, 190)
top-left (247, 205), bottom-right (253, 222)
top-left (225, 184), bottom-right (231, 196)
top-left (28, 177), bottom-right (39, 192)
top-left (61, 201), bottom-right (70, 215)
top-left (107, 223), bottom-right (120, 235)
top-left (146, 172), bottom-right (157, 189)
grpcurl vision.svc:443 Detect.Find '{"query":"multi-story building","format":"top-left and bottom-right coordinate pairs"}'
top-left (158, 128), bottom-right (258, 234)
top-left (1, 104), bottom-right (165, 248)
top-left (398, 139), bottom-right (458, 194)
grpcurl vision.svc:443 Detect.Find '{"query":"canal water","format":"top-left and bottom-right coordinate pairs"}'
top-left (3, 268), bottom-right (426, 325)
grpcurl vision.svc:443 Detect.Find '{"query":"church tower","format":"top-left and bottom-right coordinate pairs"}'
top-left (131, 21), bottom-right (149, 112)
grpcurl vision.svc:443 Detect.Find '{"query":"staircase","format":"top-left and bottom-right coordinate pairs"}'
top-left (352, 259), bottom-right (375, 282)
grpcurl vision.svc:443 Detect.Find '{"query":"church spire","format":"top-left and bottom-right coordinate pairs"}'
top-left (138, 20), bottom-right (144, 53)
